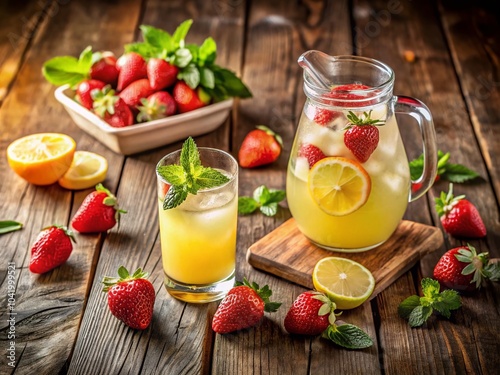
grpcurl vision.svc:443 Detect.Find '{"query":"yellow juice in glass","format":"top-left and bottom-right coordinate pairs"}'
top-left (158, 189), bottom-right (237, 285)
top-left (286, 103), bottom-right (411, 251)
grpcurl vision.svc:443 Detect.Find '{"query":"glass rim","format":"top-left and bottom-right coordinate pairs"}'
top-left (155, 146), bottom-right (238, 193)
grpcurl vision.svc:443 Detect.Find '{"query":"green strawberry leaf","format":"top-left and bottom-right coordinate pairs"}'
top-left (323, 324), bottom-right (373, 349)
top-left (0, 220), bottom-right (23, 235)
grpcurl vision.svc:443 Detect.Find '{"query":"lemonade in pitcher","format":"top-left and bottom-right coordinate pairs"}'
top-left (287, 53), bottom-right (437, 252)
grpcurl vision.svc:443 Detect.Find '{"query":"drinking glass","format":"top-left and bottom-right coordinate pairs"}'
top-left (156, 147), bottom-right (238, 303)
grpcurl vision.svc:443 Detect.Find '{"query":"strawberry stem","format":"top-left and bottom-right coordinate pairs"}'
top-left (102, 266), bottom-right (149, 292)
top-left (238, 278), bottom-right (282, 313)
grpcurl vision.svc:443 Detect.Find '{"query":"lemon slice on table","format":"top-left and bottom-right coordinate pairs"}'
top-left (308, 156), bottom-right (371, 216)
top-left (6, 133), bottom-right (76, 186)
top-left (58, 151), bottom-right (108, 190)
top-left (313, 257), bottom-right (375, 310)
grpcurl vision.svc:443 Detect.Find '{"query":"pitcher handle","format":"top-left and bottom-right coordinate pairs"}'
top-left (394, 96), bottom-right (438, 202)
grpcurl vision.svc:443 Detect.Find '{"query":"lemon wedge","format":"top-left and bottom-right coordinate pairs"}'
top-left (312, 257), bottom-right (375, 310)
top-left (58, 151), bottom-right (108, 190)
top-left (308, 156), bottom-right (371, 216)
top-left (7, 133), bottom-right (76, 185)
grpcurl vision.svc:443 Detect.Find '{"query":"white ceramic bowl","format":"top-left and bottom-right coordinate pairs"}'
top-left (54, 85), bottom-right (233, 155)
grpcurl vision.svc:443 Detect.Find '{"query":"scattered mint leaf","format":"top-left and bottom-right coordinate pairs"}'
top-left (238, 197), bottom-right (260, 214)
top-left (398, 278), bottom-right (461, 327)
top-left (238, 185), bottom-right (286, 216)
top-left (157, 137), bottom-right (230, 210)
top-left (409, 150), bottom-right (479, 183)
top-left (323, 323), bottom-right (373, 349)
top-left (42, 45), bottom-right (93, 87)
top-left (0, 220), bottom-right (23, 235)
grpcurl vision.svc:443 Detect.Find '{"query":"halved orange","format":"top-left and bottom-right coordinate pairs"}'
top-left (6, 133), bottom-right (76, 186)
top-left (308, 156), bottom-right (371, 216)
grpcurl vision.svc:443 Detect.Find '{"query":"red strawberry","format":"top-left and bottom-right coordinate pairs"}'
top-left (330, 83), bottom-right (374, 106)
top-left (284, 291), bottom-right (336, 336)
top-left (313, 107), bottom-right (341, 126)
top-left (298, 143), bottom-right (326, 168)
top-left (92, 86), bottom-right (134, 128)
top-left (172, 81), bottom-right (210, 113)
top-left (29, 225), bottom-right (75, 274)
top-left (116, 52), bottom-right (147, 91)
top-left (137, 91), bottom-right (177, 122)
top-left (90, 51), bottom-right (119, 86)
top-left (147, 58), bottom-right (179, 90)
top-left (75, 79), bottom-right (106, 109)
top-left (119, 78), bottom-right (155, 108)
top-left (238, 125), bottom-right (283, 168)
top-left (212, 278), bottom-right (281, 334)
top-left (71, 184), bottom-right (126, 233)
top-left (433, 244), bottom-right (499, 292)
top-left (435, 184), bottom-right (486, 238)
top-left (102, 266), bottom-right (155, 330)
top-left (343, 110), bottom-right (384, 162)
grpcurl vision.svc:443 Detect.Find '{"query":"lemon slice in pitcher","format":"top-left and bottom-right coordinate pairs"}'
top-left (313, 257), bottom-right (375, 310)
top-left (308, 156), bottom-right (371, 216)
top-left (58, 151), bottom-right (108, 190)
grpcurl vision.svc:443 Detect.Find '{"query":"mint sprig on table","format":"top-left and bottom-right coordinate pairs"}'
top-left (125, 20), bottom-right (252, 101)
top-left (157, 137), bottom-right (230, 210)
top-left (238, 185), bottom-right (286, 217)
top-left (0, 220), bottom-right (23, 235)
top-left (409, 150), bottom-right (479, 183)
top-left (398, 278), bottom-right (461, 328)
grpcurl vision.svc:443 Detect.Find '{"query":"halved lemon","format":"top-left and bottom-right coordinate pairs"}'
top-left (6, 133), bottom-right (76, 185)
top-left (313, 257), bottom-right (375, 310)
top-left (308, 156), bottom-right (371, 216)
top-left (58, 151), bottom-right (108, 190)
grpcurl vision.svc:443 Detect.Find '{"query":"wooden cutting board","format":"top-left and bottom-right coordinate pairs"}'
top-left (246, 219), bottom-right (443, 300)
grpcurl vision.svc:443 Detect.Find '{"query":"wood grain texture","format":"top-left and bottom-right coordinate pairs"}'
top-left (247, 219), bottom-right (443, 297)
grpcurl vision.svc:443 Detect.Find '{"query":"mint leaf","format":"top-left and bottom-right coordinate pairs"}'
top-left (157, 164), bottom-right (186, 186)
top-left (198, 37), bottom-right (217, 66)
top-left (42, 46), bottom-right (93, 87)
top-left (253, 185), bottom-right (271, 204)
top-left (398, 278), bottom-right (462, 327)
top-left (172, 19), bottom-right (193, 46)
top-left (323, 324), bottom-right (373, 349)
top-left (140, 25), bottom-right (174, 52)
top-left (238, 197), bottom-right (260, 214)
top-left (159, 137), bottom-right (232, 210)
top-left (0, 220), bottom-right (23, 235)
top-left (210, 65), bottom-right (252, 99)
top-left (441, 163), bottom-right (480, 183)
top-left (432, 289), bottom-right (461, 318)
top-left (260, 202), bottom-right (278, 217)
top-left (408, 305), bottom-right (433, 328)
top-left (409, 150), bottom-right (479, 183)
top-left (124, 42), bottom-right (160, 58)
top-left (397, 295), bottom-right (420, 319)
top-left (174, 47), bottom-right (193, 68)
top-left (178, 63), bottom-right (200, 88)
top-left (200, 67), bottom-right (215, 89)
top-left (268, 189), bottom-right (287, 203)
top-left (196, 167), bottom-right (230, 189)
top-left (163, 185), bottom-right (188, 209)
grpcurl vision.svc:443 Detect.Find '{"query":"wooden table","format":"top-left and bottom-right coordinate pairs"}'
top-left (1, 1), bottom-right (499, 374)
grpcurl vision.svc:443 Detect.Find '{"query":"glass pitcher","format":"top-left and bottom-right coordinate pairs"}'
top-left (286, 51), bottom-right (437, 252)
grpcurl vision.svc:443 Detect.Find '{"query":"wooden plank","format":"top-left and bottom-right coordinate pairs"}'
top-left (65, 1), bottom-right (246, 374)
top-left (247, 219), bottom-right (443, 298)
top-left (0, 0), bottom-right (141, 374)
top-left (354, 0), bottom-right (499, 374)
